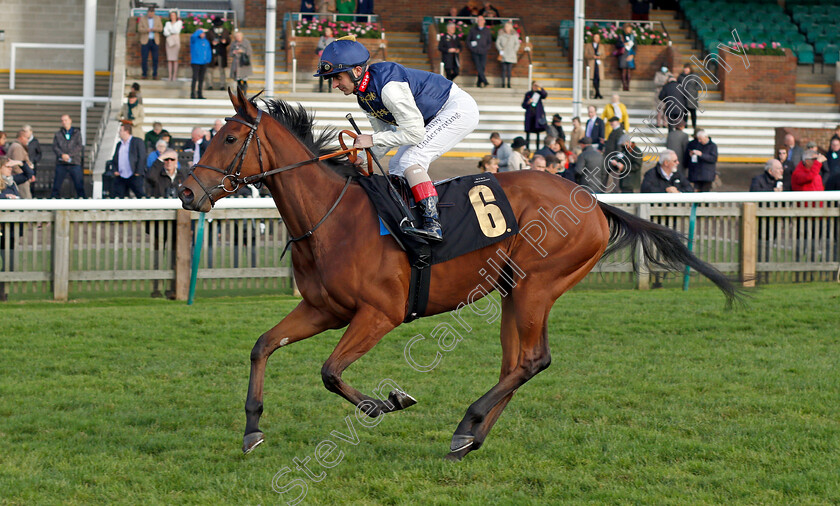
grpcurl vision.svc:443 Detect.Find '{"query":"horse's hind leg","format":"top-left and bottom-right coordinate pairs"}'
top-left (243, 301), bottom-right (342, 454)
top-left (321, 306), bottom-right (416, 417)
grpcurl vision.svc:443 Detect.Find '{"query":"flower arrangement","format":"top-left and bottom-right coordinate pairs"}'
top-left (436, 21), bottom-right (522, 41)
top-left (583, 23), bottom-right (669, 46)
top-left (294, 19), bottom-right (382, 39)
top-left (179, 14), bottom-right (234, 34)
top-left (724, 41), bottom-right (785, 56)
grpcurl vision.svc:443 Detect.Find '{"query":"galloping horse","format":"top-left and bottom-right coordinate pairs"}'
top-left (178, 88), bottom-right (739, 460)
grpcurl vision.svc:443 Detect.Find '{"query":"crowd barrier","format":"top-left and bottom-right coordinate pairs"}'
top-left (0, 192), bottom-right (838, 301)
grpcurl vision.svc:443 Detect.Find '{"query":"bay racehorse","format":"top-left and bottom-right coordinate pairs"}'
top-left (178, 88), bottom-right (740, 460)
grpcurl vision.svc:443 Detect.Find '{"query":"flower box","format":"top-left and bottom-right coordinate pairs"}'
top-left (717, 48), bottom-right (796, 103)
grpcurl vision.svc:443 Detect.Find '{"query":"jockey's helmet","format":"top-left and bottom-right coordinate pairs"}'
top-left (313, 37), bottom-right (370, 79)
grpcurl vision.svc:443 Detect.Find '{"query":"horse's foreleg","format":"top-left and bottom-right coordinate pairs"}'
top-left (321, 307), bottom-right (414, 417)
top-left (243, 301), bottom-right (342, 454)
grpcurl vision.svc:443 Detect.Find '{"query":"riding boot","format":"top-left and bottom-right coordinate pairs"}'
top-left (401, 195), bottom-right (443, 242)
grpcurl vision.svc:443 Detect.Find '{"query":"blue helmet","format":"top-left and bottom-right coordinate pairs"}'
top-left (313, 39), bottom-right (370, 77)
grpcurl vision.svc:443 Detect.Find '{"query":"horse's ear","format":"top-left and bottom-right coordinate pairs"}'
top-left (228, 87), bottom-right (240, 110)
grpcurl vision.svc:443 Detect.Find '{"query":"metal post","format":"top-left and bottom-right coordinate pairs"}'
top-left (439, 61), bottom-right (444, 76)
top-left (9, 45), bottom-right (16, 90)
top-left (187, 212), bottom-right (206, 305)
top-left (572, 0), bottom-right (585, 118)
top-left (265, 0), bottom-right (277, 98)
top-left (291, 57), bottom-right (297, 93)
top-left (82, 0), bottom-right (96, 115)
top-left (0, 99), bottom-right (4, 131)
top-left (585, 65), bottom-right (590, 100)
top-left (79, 102), bottom-right (87, 144)
top-left (683, 203), bottom-right (698, 290)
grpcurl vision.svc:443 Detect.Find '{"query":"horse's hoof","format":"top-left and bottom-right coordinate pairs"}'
top-left (388, 389), bottom-right (417, 411)
top-left (444, 451), bottom-right (464, 462)
top-left (449, 434), bottom-right (474, 452)
top-left (243, 431), bottom-right (264, 454)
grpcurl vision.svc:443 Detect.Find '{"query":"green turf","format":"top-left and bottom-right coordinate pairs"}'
top-left (1, 283), bottom-right (838, 505)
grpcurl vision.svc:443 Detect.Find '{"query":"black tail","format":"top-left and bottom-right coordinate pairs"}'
top-left (598, 201), bottom-right (744, 306)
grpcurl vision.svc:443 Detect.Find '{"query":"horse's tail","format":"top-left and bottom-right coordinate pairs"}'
top-left (597, 201), bottom-right (744, 306)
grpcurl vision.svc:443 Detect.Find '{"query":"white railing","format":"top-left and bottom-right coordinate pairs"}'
top-left (8, 43), bottom-right (85, 90)
top-left (0, 95), bottom-right (110, 142)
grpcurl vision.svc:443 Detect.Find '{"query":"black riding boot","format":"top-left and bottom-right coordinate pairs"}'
top-left (401, 195), bottom-right (443, 242)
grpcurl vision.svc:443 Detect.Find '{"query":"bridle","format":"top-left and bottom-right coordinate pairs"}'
top-left (182, 107), bottom-right (373, 257)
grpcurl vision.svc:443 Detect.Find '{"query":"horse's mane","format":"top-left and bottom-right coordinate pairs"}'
top-left (239, 97), bottom-right (359, 178)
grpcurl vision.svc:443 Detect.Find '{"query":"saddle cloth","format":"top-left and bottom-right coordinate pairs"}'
top-left (357, 173), bottom-right (519, 266)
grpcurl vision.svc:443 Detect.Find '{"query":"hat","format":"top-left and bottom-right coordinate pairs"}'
top-left (806, 141), bottom-right (818, 149)
top-left (313, 36), bottom-right (370, 77)
top-left (158, 149), bottom-right (178, 162)
top-left (608, 116), bottom-right (620, 123)
top-left (511, 136), bottom-right (527, 149)
top-left (552, 114), bottom-right (562, 122)
top-left (580, 136), bottom-right (593, 145)
top-left (212, 17), bottom-right (225, 27)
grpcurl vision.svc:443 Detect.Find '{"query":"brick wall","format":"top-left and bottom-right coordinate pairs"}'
top-left (243, 0), bottom-right (629, 36)
top-left (775, 127), bottom-right (837, 155)
top-left (717, 49), bottom-right (796, 104)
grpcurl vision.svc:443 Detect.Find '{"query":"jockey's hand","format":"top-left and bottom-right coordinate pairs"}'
top-left (353, 134), bottom-right (373, 149)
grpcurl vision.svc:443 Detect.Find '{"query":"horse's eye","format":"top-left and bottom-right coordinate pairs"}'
top-left (225, 135), bottom-right (236, 144)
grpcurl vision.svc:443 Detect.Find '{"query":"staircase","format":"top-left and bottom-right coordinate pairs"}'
top-left (387, 31), bottom-right (430, 72)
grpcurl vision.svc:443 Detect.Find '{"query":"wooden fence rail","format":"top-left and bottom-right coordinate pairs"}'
top-left (0, 195), bottom-right (838, 301)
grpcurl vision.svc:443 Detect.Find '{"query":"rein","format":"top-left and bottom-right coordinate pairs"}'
top-left (183, 108), bottom-right (373, 256)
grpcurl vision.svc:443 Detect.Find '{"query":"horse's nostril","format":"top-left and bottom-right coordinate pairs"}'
top-left (179, 187), bottom-right (194, 204)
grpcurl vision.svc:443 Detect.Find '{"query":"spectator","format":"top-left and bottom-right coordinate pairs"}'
top-left (826, 170), bottom-right (840, 191)
top-left (584, 33), bottom-right (604, 99)
top-left (531, 154), bottom-right (548, 171)
top-left (137, 6), bottom-right (163, 79)
top-left (480, 2), bottom-right (500, 21)
top-left (230, 31), bottom-right (254, 93)
top-left (301, 0), bottom-right (316, 20)
top-left (666, 120), bottom-right (689, 168)
top-left (22, 125), bottom-right (42, 179)
top-left (677, 64), bottom-right (701, 130)
top-left (209, 119), bottom-right (224, 139)
top-left (190, 28), bottom-right (211, 99)
top-left (317, 0), bottom-right (336, 14)
top-left (163, 10), bottom-right (183, 81)
top-left (685, 129), bottom-right (718, 192)
top-left (477, 155), bottom-right (499, 173)
top-left (791, 151), bottom-right (826, 192)
top-left (775, 146), bottom-right (796, 191)
top-left (147, 139), bottom-right (169, 169)
top-left (583, 105), bottom-right (605, 150)
top-left (146, 148), bottom-right (185, 198)
top-left (750, 159), bottom-right (784, 192)
top-left (783, 133), bottom-right (803, 166)
top-left (831, 124), bottom-right (840, 144)
top-left (568, 116), bottom-right (583, 152)
top-left (317, 27), bottom-right (337, 92)
top-left (467, 15), bottom-right (492, 88)
top-left (803, 141), bottom-right (827, 186)
top-left (616, 134), bottom-right (643, 193)
top-left (653, 67), bottom-right (669, 127)
top-left (495, 22), bottom-right (520, 89)
top-left (603, 117), bottom-right (625, 165)
top-left (659, 74), bottom-right (686, 131)
top-left (489, 132), bottom-right (512, 171)
top-left (575, 136), bottom-right (607, 192)
top-left (439, 23), bottom-right (462, 82)
top-left (508, 136), bottom-right (529, 171)
top-left (522, 82), bottom-right (547, 150)
top-left (551, 153), bottom-right (575, 181)
top-left (357, 0), bottom-right (374, 19)
top-left (443, 7), bottom-right (460, 24)
top-left (52, 114), bottom-right (85, 198)
top-left (458, 2), bottom-right (479, 17)
top-left (144, 122), bottom-right (169, 148)
top-left (0, 131), bottom-right (6, 156)
top-left (7, 130), bottom-right (34, 199)
top-left (825, 137), bottom-right (840, 185)
top-left (641, 149), bottom-right (694, 193)
top-left (119, 92), bottom-right (145, 136)
top-left (630, 0), bottom-right (650, 20)
top-left (545, 114), bottom-right (565, 142)
top-left (617, 23), bottom-right (636, 92)
top-left (601, 94), bottom-right (629, 138)
top-left (335, 0), bottom-right (356, 22)
top-left (130, 82), bottom-right (143, 104)
top-left (0, 157), bottom-right (23, 199)
top-left (110, 123), bottom-right (147, 198)
top-left (535, 136), bottom-right (559, 159)
top-left (184, 127), bottom-right (208, 169)
top-left (206, 17), bottom-right (232, 90)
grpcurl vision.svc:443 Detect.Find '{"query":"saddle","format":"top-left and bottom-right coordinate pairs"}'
top-left (357, 173), bottom-right (519, 322)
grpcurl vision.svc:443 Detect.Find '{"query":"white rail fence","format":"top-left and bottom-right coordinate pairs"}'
top-left (0, 193), bottom-right (838, 301)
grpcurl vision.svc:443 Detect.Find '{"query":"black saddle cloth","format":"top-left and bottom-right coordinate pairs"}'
top-left (357, 173), bottom-right (519, 266)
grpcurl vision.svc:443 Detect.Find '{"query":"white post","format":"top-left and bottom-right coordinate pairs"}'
top-left (9, 45), bottom-right (16, 90)
top-left (292, 57), bottom-right (297, 93)
top-left (0, 99), bottom-right (4, 130)
top-left (585, 65), bottom-right (590, 100)
top-left (439, 61), bottom-right (444, 76)
top-left (82, 0), bottom-right (97, 150)
top-left (265, 0), bottom-right (277, 98)
top-left (572, 0), bottom-right (585, 118)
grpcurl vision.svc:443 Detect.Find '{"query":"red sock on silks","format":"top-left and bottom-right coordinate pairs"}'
top-left (410, 181), bottom-right (437, 202)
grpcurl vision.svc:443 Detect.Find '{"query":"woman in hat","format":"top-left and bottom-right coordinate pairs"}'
top-left (545, 114), bottom-right (565, 142)
top-left (521, 81), bottom-right (547, 150)
top-left (508, 136), bottom-right (529, 171)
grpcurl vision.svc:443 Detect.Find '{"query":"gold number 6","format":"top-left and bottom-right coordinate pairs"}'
top-left (468, 185), bottom-right (507, 238)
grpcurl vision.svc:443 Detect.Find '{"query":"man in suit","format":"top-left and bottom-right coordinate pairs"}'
top-left (111, 123), bottom-right (147, 198)
top-left (467, 15), bottom-right (492, 88)
top-left (137, 6), bottom-right (163, 79)
top-left (583, 34), bottom-right (604, 99)
top-left (603, 117), bottom-right (625, 161)
top-left (783, 133), bottom-right (803, 167)
top-left (183, 127), bottom-right (208, 169)
top-left (583, 105), bottom-right (605, 151)
top-left (575, 136), bottom-right (608, 193)
top-left (666, 120), bottom-right (690, 168)
top-left (641, 149), bottom-right (694, 193)
top-left (658, 75), bottom-right (687, 132)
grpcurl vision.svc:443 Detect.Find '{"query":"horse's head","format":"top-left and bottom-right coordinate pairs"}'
top-left (178, 87), bottom-right (267, 212)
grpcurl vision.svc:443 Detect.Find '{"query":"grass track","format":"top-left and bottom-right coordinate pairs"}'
top-left (1, 283), bottom-right (839, 505)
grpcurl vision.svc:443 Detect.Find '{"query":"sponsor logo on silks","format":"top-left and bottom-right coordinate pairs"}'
top-left (358, 72), bottom-right (371, 92)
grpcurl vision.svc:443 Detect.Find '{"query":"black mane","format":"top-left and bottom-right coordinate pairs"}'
top-left (245, 97), bottom-right (360, 178)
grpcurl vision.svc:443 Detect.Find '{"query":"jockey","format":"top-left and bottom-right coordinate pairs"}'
top-left (314, 36), bottom-right (480, 242)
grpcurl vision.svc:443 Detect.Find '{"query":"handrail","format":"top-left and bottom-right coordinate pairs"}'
top-left (2, 192), bottom-right (839, 210)
top-left (9, 43), bottom-right (85, 90)
top-left (286, 12), bottom-right (379, 23)
top-left (130, 8), bottom-right (237, 28)
top-left (433, 15), bottom-right (521, 25)
top-left (0, 95), bottom-right (109, 134)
